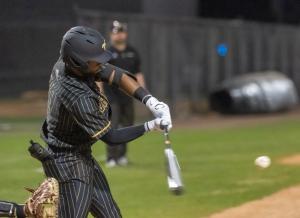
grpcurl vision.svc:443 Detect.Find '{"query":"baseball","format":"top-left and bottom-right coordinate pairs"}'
top-left (255, 156), bottom-right (271, 168)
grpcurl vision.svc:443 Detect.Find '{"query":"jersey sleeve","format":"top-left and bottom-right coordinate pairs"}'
top-left (70, 95), bottom-right (111, 140)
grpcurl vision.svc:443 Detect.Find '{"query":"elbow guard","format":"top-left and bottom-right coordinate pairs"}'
top-left (97, 63), bottom-right (136, 88)
top-left (110, 68), bottom-right (138, 88)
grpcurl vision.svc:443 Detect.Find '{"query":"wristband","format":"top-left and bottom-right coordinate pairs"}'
top-left (133, 87), bottom-right (151, 103)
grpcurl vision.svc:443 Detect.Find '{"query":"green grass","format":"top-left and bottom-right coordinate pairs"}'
top-left (0, 117), bottom-right (300, 217)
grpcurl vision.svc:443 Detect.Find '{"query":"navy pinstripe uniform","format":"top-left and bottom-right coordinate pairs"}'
top-left (42, 58), bottom-right (123, 218)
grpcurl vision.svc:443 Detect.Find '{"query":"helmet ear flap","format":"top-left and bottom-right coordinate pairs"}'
top-left (64, 54), bottom-right (88, 72)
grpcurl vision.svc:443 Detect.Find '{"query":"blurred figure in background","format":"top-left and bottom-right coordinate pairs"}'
top-left (104, 20), bottom-right (146, 167)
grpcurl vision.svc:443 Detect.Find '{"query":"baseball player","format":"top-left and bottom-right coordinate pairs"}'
top-left (40, 26), bottom-right (172, 218)
top-left (104, 20), bottom-right (146, 167)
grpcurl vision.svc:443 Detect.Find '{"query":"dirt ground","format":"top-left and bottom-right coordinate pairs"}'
top-left (208, 184), bottom-right (300, 218)
top-left (207, 155), bottom-right (300, 218)
top-left (174, 110), bottom-right (300, 130)
top-left (279, 154), bottom-right (300, 166)
top-left (1, 98), bottom-right (300, 129)
top-left (0, 96), bottom-right (47, 118)
top-left (0, 100), bottom-right (47, 117)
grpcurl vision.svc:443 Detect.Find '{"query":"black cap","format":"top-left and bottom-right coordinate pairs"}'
top-left (60, 26), bottom-right (112, 72)
top-left (111, 20), bottom-right (128, 34)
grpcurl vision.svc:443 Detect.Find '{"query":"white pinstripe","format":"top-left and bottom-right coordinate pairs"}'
top-left (43, 154), bottom-right (121, 218)
top-left (90, 160), bottom-right (121, 218)
top-left (64, 181), bottom-right (73, 217)
top-left (95, 172), bottom-right (115, 217)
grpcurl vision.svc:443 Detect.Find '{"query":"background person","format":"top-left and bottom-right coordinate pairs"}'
top-left (103, 20), bottom-right (146, 167)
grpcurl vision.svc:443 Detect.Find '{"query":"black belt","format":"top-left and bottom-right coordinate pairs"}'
top-left (48, 144), bottom-right (91, 154)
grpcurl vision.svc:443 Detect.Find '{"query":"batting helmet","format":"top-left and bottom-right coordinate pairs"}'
top-left (60, 26), bottom-right (112, 74)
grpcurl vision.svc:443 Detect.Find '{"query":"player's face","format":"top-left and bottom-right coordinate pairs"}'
top-left (110, 31), bottom-right (128, 45)
top-left (87, 61), bottom-right (102, 74)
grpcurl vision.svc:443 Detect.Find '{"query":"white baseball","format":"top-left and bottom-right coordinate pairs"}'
top-left (255, 156), bottom-right (271, 168)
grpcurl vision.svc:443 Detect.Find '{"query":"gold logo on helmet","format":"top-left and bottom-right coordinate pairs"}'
top-left (102, 41), bottom-right (107, 50)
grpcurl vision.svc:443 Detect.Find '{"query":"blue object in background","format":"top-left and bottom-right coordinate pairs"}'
top-left (217, 43), bottom-right (229, 57)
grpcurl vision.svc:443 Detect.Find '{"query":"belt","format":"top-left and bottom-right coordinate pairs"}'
top-left (48, 144), bottom-right (91, 154)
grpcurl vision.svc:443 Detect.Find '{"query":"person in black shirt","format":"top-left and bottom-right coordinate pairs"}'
top-left (103, 21), bottom-right (146, 167)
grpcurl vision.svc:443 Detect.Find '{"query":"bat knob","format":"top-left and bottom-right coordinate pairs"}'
top-left (171, 188), bottom-right (184, 196)
top-left (165, 140), bottom-right (171, 145)
top-left (159, 120), bottom-right (169, 132)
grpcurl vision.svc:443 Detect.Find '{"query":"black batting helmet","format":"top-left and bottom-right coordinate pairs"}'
top-left (60, 26), bottom-right (112, 74)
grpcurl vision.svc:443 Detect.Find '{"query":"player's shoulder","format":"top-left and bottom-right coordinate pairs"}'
top-left (50, 64), bottom-right (90, 106)
top-left (60, 79), bottom-right (91, 106)
top-left (50, 57), bottom-right (67, 83)
top-left (59, 86), bottom-right (92, 109)
top-left (52, 57), bottom-right (65, 71)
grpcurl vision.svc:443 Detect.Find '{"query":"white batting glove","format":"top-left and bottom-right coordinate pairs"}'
top-left (145, 96), bottom-right (172, 131)
top-left (144, 118), bottom-right (171, 132)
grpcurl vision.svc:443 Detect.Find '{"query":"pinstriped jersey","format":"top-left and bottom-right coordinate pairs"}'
top-left (43, 58), bottom-right (111, 149)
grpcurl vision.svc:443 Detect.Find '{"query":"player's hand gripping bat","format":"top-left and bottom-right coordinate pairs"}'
top-left (163, 128), bottom-right (184, 195)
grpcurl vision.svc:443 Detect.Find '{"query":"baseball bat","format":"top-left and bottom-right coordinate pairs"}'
top-left (163, 128), bottom-right (184, 195)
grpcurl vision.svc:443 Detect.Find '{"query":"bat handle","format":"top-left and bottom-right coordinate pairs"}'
top-left (164, 126), bottom-right (168, 133)
top-left (164, 127), bottom-right (171, 147)
top-left (164, 126), bottom-right (169, 138)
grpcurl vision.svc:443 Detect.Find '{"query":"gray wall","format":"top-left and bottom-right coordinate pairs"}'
top-left (1, 9), bottom-right (300, 110)
top-left (0, 21), bottom-right (72, 97)
top-left (142, 0), bottom-right (198, 17)
top-left (77, 10), bottom-right (300, 105)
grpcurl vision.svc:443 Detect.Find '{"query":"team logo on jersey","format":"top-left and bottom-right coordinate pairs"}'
top-left (102, 40), bottom-right (107, 50)
top-left (98, 94), bottom-right (108, 113)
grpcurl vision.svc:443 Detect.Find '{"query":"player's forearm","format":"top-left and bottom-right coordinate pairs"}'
top-left (0, 201), bottom-right (27, 218)
top-left (136, 73), bottom-right (146, 88)
top-left (119, 73), bottom-right (151, 103)
top-left (100, 119), bottom-right (168, 145)
top-left (119, 73), bottom-right (141, 96)
top-left (98, 64), bottom-right (172, 129)
top-left (100, 125), bottom-right (145, 145)
top-left (98, 64), bottom-right (150, 103)
top-left (118, 72), bottom-right (172, 130)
